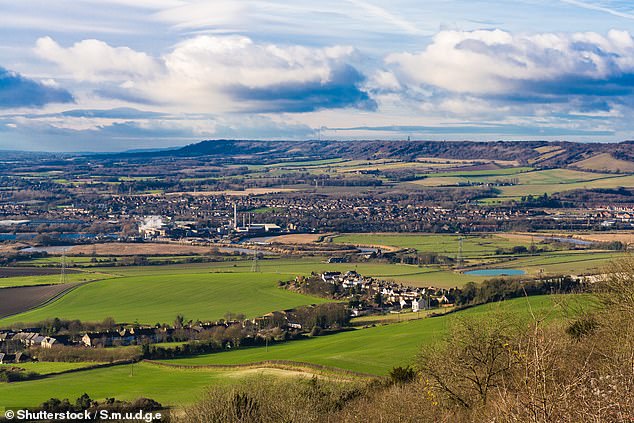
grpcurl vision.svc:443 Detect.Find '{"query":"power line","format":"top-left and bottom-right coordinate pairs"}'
top-left (60, 251), bottom-right (67, 284)
top-left (251, 250), bottom-right (260, 272)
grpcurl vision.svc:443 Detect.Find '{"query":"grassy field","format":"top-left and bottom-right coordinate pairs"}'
top-left (332, 233), bottom-right (533, 257)
top-left (497, 175), bottom-right (634, 198)
top-left (0, 271), bottom-right (112, 288)
top-left (512, 169), bottom-right (613, 184)
top-left (0, 272), bottom-right (330, 326)
top-left (572, 153), bottom-right (634, 173)
top-left (92, 258), bottom-right (489, 287)
top-left (0, 362), bottom-right (234, 410)
top-left (407, 167), bottom-right (634, 201)
top-left (162, 295), bottom-right (587, 375)
top-left (501, 250), bottom-right (624, 275)
top-left (410, 168), bottom-right (613, 188)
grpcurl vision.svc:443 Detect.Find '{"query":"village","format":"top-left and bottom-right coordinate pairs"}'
top-left (317, 270), bottom-right (452, 316)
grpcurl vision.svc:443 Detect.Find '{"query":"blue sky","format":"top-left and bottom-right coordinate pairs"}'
top-left (3, 0), bottom-right (634, 151)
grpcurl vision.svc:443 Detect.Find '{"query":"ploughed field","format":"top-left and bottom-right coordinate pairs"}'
top-left (0, 283), bottom-right (77, 319)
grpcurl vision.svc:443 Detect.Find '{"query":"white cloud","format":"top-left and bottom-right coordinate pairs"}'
top-left (34, 36), bottom-right (162, 82)
top-left (34, 35), bottom-right (363, 113)
top-left (386, 29), bottom-right (634, 95)
top-left (162, 35), bottom-right (351, 88)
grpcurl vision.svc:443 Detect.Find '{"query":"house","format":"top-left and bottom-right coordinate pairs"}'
top-left (82, 333), bottom-right (101, 347)
top-left (41, 337), bottom-right (57, 349)
top-left (438, 295), bottom-right (452, 305)
top-left (12, 332), bottom-right (39, 347)
top-left (0, 352), bottom-right (28, 364)
top-left (0, 331), bottom-right (15, 342)
top-left (32, 335), bottom-right (46, 347)
top-left (321, 271), bottom-right (342, 283)
top-left (412, 297), bottom-right (428, 313)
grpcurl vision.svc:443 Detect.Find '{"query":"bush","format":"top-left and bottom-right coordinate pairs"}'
top-left (388, 366), bottom-right (417, 384)
top-left (566, 314), bottom-right (599, 341)
top-left (173, 376), bottom-right (365, 423)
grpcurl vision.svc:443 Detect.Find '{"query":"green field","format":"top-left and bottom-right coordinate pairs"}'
top-left (93, 258), bottom-right (490, 287)
top-left (501, 250), bottom-right (624, 275)
top-left (0, 362), bottom-right (237, 410)
top-left (496, 174), bottom-right (634, 198)
top-left (411, 168), bottom-right (614, 187)
top-left (161, 295), bottom-right (586, 375)
top-left (0, 272), bottom-right (330, 325)
top-left (332, 233), bottom-right (533, 257)
top-left (407, 168), bottom-right (634, 201)
top-left (0, 271), bottom-right (111, 288)
top-left (436, 167), bottom-right (534, 177)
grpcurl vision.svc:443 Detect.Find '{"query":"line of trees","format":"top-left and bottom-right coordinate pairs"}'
top-left (451, 275), bottom-right (585, 306)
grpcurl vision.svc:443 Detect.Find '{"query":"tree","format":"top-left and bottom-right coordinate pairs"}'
top-left (75, 393), bottom-right (93, 410)
top-left (417, 313), bottom-right (520, 408)
top-left (101, 317), bottom-right (116, 331)
top-left (174, 314), bottom-right (186, 330)
top-left (374, 292), bottom-right (383, 308)
top-left (225, 324), bottom-right (244, 348)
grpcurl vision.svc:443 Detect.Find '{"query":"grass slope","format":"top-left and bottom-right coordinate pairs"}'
top-left (0, 363), bottom-right (232, 410)
top-left (162, 295), bottom-right (585, 375)
top-left (572, 153), bottom-right (634, 173)
top-left (1, 362), bottom-right (101, 375)
top-left (0, 272), bottom-right (330, 325)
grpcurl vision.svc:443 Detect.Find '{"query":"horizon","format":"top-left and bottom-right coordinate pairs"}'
top-left (3, 138), bottom-right (634, 155)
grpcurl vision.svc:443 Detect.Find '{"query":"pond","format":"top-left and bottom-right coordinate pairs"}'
top-left (464, 269), bottom-right (526, 276)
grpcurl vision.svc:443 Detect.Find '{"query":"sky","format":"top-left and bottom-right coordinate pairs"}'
top-left (3, 1), bottom-right (634, 151)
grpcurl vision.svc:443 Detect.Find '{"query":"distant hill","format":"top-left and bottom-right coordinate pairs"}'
top-left (111, 139), bottom-right (634, 170)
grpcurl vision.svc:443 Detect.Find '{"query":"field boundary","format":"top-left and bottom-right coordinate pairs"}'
top-left (143, 359), bottom-right (377, 379)
top-left (8, 360), bottom-right (134, 382)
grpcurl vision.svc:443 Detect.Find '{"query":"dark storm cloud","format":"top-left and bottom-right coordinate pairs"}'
top-left (0, 66), bottom-right (73, 108)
